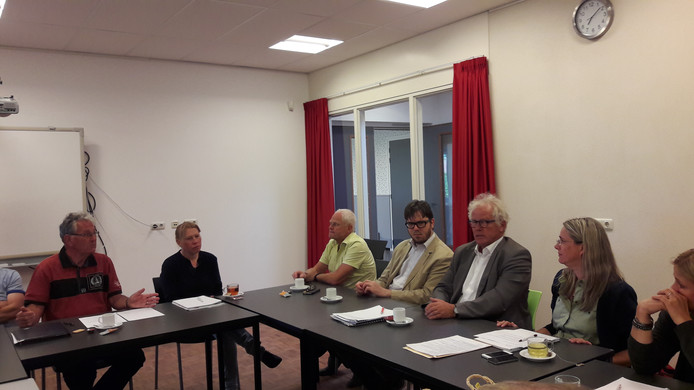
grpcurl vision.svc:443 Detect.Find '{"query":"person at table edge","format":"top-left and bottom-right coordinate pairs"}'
top-left (356, 199), bottom-right (453, 305)
top-left (425, 193), bottom-right (532, 329)
top-left (0, 267), bottom-right (24, 324)
top-left (16, 212), bottom-right (159, 390)
top-left (292, 209), bottom-right (376, 289)
top-left (159, 221), bottom-right (282, 390)
top-left (629, 248), bottom-right (694, 383)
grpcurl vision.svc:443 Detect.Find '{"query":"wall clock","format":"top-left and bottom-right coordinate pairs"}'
top-left (573, 0), bottom-right (614, 40)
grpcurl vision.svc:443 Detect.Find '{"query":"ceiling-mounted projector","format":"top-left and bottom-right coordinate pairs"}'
top-left (0, 96), bottom-right (19, 116)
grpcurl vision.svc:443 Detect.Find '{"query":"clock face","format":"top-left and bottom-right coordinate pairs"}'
top-left (573, 0), bottom-right (614, 40)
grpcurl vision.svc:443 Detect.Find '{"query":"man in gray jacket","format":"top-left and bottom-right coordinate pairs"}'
top-left (425, 193), bottom-right (532, 329)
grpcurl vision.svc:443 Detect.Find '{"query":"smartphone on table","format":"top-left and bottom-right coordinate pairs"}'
top-left (481, 351), bottom-right (518, 365)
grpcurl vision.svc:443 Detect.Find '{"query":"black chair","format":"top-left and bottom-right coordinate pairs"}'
top-left (364, 239), bottom-right (388, 260)
top-left (375, 260), bottom-right (390, 278)
top-left (54, 362), bottom-right (133, 390)
top-left (152, 277), bottom-right (214, 390)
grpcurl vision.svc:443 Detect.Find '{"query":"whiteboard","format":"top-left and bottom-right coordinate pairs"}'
top-left (0, 127), bottom-right (86, 261)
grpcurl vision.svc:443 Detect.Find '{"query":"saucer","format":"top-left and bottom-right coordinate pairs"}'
top-left (289, 285), bottom-right (309, 291)
top-left (223, 291), bottom-right (244, 297)
top-left (320, 295), bottom-right (343, 303)
top-left (386, 317), bottom-right (413, 326)
top-left (519, 349), bottom-right (556, 361)
top-left (94, 321), bottom-right (123, 330)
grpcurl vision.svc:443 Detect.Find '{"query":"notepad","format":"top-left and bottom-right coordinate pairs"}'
top-left (330, 305), bottom-right (392, 327)
top-left (172, 295), bottom-right (222, 310)
top-left (8, 321), bottom-right (71, 345)
top-left (474, 328), bottom-right (560, 351)
top-left (404, 335), bottom-right (488, 359)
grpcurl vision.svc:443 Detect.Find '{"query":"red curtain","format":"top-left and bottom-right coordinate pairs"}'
top-left (304, 98), bottom-right (335, 268)
top-left (451, 57), bottom-right (497, 247)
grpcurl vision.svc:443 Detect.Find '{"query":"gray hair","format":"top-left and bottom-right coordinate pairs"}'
top-left (59, 212), bottom-right (94, 239)
top-left (335, 209), bottom-right (356, 229)
top-left (467, 193), bottom-right (509, 224)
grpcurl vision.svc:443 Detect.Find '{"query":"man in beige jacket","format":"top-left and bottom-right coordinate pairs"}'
top-left (356, 200), bottom-right (453, 305)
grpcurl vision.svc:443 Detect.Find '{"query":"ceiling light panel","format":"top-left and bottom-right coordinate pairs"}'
top-left (269, 35), bottom-right (343, 54)
top-left (385, 0), bottom-right (447, 8)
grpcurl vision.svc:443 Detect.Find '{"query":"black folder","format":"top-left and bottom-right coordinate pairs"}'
top-left (8, 321), bottom-right (70, 345)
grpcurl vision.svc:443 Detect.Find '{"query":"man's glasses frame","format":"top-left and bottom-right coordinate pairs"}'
top-left (405, 220), bottom-right (430, 229)
top-left (468, 219), bottom-right (497, 228)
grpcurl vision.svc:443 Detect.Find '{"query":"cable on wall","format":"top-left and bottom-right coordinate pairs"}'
top-left (84, 151), bottom-right (107, 255)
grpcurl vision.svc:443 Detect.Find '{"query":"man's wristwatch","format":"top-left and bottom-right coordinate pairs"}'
top-left (314, 273), bottom-right (321, 282)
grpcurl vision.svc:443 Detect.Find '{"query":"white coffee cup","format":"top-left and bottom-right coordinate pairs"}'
top-left (98, 312), bottom-right (116, 327)
top-left (294, 278), bottom-right (305, 288)
top-left (326, 287), bottom-right (337, 300)
top-left (393, 307), bottom-right (406, 323)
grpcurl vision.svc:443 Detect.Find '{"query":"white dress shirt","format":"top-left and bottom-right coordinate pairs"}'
top-left (389, 233), bottom-right (437, 291)
top-left (458, 236), bottom-right (504, 303)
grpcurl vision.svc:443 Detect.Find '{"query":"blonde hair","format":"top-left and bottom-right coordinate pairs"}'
top-left (175, 221), bottom-right (200, 241)
top-left (559, 217), bottom-right (623, 311)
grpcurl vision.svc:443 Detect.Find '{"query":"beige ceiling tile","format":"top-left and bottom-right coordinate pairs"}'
top-left (0, 20), bottom-right (77, 50)
top-left (85, 0), bottom-right (192, 35)
top-left (128, 36), bottom-right (204, 60)
top-left (155, 0), bottom-right (264, 40)
top-left (217, 9), bottom-right (323, 46)
top-left (65, 29), bottom-right (145, 55)
top-left (300, 18), bottom-right (376, 41)
top-left (1, 0), bottom-right (96, 26)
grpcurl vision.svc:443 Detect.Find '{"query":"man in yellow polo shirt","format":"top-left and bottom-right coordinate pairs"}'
top-left (292, 209), bottom-right (376, 289)
top-left (292, 209), bottom-right (376, 384)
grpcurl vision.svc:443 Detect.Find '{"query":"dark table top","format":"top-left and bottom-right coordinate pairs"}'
top-left (538, 359), bottom-right (692, 390)
top-left (0, 325), bottom-right (28, 384)
top-left (229, 283), bottom-right (613, 390)
top-left (227, 283), bottom-right (415, 335)
top-left (8, 302), bottom-right (260, 370)
top-left (308, 308), bottom-right (613, 390)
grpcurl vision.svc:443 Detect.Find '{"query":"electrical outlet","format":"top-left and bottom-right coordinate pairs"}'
top-left (151, 222), bottom-right (165, 231)
top-left (595, 218), bottom-right (614, 231)
top-left (185, 218), bottom-right (198, 225)
top-left (171, 221), bottom-right (179, 229)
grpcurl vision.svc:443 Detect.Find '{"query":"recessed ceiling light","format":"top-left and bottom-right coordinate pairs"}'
top-left (270, 35), bottom-right (343, 54)
top-left (385, 0), bottom-right (447, 8)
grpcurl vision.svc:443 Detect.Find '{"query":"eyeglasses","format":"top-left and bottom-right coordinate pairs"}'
top-left (405, 220), bottom-right (430, 229)
top-left (556, 238), bottom-right (582, 246)
top-left (70, 231), bottom-right (98, 237)
top-left (468, 219), bottom-right (496, 228)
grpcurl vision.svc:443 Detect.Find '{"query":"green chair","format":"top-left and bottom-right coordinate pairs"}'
top-left (527, 289), bottom-right (543, 330)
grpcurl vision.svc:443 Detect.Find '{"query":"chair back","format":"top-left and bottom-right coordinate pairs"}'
top-left (375, 260), bottom-right (390, 278)
top-left (152, 276), bottom-right (168, 303)
top-left (364, 239), bottom-right (388, 260)
top-left (527, 289), bottom-right (542, 330)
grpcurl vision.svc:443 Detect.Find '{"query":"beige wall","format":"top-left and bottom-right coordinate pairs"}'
top-left (0, 48), bottom-right (309, 292)
top-left (309, 0), bottom-right (694, 327)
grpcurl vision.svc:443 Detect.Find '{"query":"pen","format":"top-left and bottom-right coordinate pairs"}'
top-left (381, 307), bottom-right (385, 314)
top-left (99, 328), bottom-right (119, 336)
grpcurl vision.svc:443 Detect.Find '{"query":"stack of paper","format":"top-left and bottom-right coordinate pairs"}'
top-left (331, 305), bottom-right (392, 327)
top-left (404, 335), bottom-right (489, 359)
top-left (172, 295), bottom-right (222, 310)
top-left (595, 377), bottom-right (668, 390)
top-left (474, 328), bottom-right (560, 351)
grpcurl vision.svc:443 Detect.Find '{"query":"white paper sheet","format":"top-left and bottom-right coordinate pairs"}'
top-left (595, 377), bottom-right (668, 390)
top-left (474, 328), bottom-right (560, 351)
top-left (404, 335), bottom-right (489, 358)
top-left (116, 307), bottom-right (164, 321)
